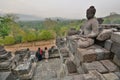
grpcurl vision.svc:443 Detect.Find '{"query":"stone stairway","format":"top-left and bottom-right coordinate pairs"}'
top-left (33, 58), bottom-right (61, 80)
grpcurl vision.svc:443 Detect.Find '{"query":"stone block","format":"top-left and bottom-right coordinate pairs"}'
top-left (82, 61), bottom-right (108, 73)
top-left (100, 60), bottom-right (119, 72)
top-left (111, 32), bottom-right (120, 44)
top-left (103, 49), bottom-right (111, 59)
top-left (103, 73), bottom-right (119, 80)
top-left (77, 66), bottom-right (85, 74)
top-left (0, 52), bottom-right (12, 61)
top-left (0, 61), bottom-right (12, 71)
top-left (62, 76), bottom-right (74, 80)
top-left (14, 61), bottom-right (32, 75)
top-left (73, 74), bottom-right (85, 80)
top-left (113, 55), bottom-right (120, 67)
top-left (0, 72), bottom-right (16, 80)
top-left (65, 60), bottom-right (77, 73)
top-left (73, 49), bottom-right (80, 67)
top-left (104, 40), bottom-right (113, 51)
top-left (114, 72), bottom-right (120, 79)
top-left (77, 48), bottom-right (97, 62)
top-left (88, 70), bottom-right (106, 80)
top-left (19, 62), bottom-right (36, 80)
top-left (73, 53), bottom-right (81, 68)
top-left (111, 42), bottom-right (120, 59)
top-left (95, 48), bottom-right (104, 60)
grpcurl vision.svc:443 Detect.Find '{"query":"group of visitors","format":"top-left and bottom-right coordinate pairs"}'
top-left (35, 47), bottom-right (49, 62)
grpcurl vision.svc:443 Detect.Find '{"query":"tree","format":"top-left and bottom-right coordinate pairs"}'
top-left (0, 17), bottom-right (10, 39)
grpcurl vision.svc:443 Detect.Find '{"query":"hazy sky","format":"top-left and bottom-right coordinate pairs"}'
top-left (0, 0), bottom-right (120, 19)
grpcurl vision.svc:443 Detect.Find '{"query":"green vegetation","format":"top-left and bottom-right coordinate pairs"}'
top-left (0, 15), bottom-right (82, 45)
top-left (1, 13), bottom-right (120, 45)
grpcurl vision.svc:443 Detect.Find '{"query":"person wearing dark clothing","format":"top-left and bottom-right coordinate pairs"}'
top-left (36, 48), bottom-right (43, 61)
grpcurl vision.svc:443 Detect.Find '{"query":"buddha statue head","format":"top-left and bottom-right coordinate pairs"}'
top-left (86, 6), bottom-right (96, 20)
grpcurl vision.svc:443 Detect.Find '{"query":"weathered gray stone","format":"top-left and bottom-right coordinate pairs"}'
top-left (0, 61), bottom-right (12, 70)
top-left (100, 60), bottom-right (119, 72)
top-left (62, 76), bottom-right (74, 80)
top-left (113, 55), bottom-right (120, 67)
top-left (95, 48), bottom-right (104, 60)
top-left (104, 40), bottom-right (113, 51)
top-left (73, 74), bottom-right (85, 80)
top-left (65, 60), bottom-right (77, 73)
top-left (0, 52), bottom-right (12, 62)
top-left (111, 42), bottom-right (120, 59)
top-left (77, 48), bottom-right (97, 62)
top-left (19, 62), bottom-right (36, 80)
top-left (82, 61), bottom-right (108, 73)
top-left (103, 48), bottom-right (111, 59)
top-left (77, 65), bottom-right (85, 74)
top-left (111, 32), bottom-right (120, 44)
top-left (0, 46), bottom-right (7, 55)
top-left (114, 72), bottom-right (120, 78)
top-left (83, 73), bottom-right (99, 80)
top-left (73, 52), bottom-right (81, 68)
top-left (103, 73), bottom-right (119, 80)
top-left (0, 72), bottom-right (16, 80)
top-left (14, 61), bottom-right (32, 75)
top-left (97, 29), bottom-right (113, 41)
top-left (88, 70), bottom-right (105, 80)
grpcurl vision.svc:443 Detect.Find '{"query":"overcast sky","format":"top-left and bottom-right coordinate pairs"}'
top-left (0, 0), bottom-right (120, 19)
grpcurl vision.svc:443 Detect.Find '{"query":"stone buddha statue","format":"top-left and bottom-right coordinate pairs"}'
top-left (78, 6), bottom-right (99, 48)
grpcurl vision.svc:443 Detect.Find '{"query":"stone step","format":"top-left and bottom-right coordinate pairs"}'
top-left (103, 73), bottom-right (120, 80)
top-left (76, 45), bottom-right (111, 63)
top-left (100, 60), bottom-right (119, 72)
top-left (82, 61), bottom-right (108, 73)
top-left (62, 70), bottom-right (106, 80)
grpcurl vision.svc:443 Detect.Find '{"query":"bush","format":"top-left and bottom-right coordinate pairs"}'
top-left (3, 36), bottom-right (15, 45)
top-left (38, 30), bottom-right (55, 40)
top-left (22, 32), bottom-right (37, 42)
top-left (14, 35), bottom-right (22, 43)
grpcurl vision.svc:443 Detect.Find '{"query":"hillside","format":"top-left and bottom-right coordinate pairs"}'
top-left (103, 13), bottom-right (120, 24)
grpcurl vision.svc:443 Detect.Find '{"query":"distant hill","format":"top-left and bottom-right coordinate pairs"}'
top-left (0, 13), bottom-right (44, 21)
top-left (104, 13), bottom-right (120, 19)
top-left (103, 13), bottom-right (120, 24)
top-left (15, 14), bottom-right (44, 21)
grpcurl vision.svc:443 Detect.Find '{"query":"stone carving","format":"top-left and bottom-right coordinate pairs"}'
top-left (0, 46), bottom-right (15, 71)
top-left (74, 6), bottom-right (99, 48)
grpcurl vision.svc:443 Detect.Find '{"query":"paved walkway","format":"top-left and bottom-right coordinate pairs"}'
top-left (33, 58), bottom-right (61, 80)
